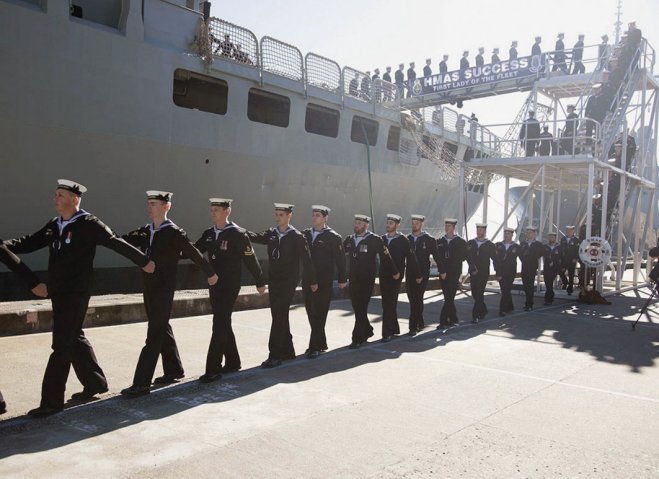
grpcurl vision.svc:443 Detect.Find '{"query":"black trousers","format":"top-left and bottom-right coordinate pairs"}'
top-left (498, 275), bottom-right (515, 313)
top-left (41, 293), bottom-right (107, 409)
top-left (267, 279), bottom-right (297, 360)
top-left (380, 277), bottom-right (402, 337)
top-left (303, 281), bottom-right (332, 352)
top-left (205, 285), bottom-right (241, 374)
top-left (523, 140), bottom-right (537, 157)
top-left (561, 261), bottom-right (577, 293)
top-left (349, 277), bottom-right (375, 343)
top-left (133, 287), bottom-right (183, 387)
top-left (406, 276), bottom-right (429, 332)
top-left (572, 61), bottom-right (585, 74)
top-left (544, 270), bottom-right (557, 303)
top-left (440, 275), bottom-right (460, 325)
top-left (470, 273), bottom-right (489, 319)
top-left (521, 270), bottom-right (536, 308)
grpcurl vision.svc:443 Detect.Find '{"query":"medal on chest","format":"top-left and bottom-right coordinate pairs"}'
top-left (359, 243), bottom-right (368, 253)
top-left (220, 240), bottom-right (228, 251)
top-left (65, 231), bottom-right (72, 245)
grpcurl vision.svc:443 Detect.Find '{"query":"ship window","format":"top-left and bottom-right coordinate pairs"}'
top-left (173, 69), bottom-right (228, 115)
top-left (387, 126), bottom-right (400, 151)
top-left (248, 89), bottom-right (290, 128)
top-left (351, 116), bottom-right (379, 146)
top-left (305, 104), bottom-right (339, 138)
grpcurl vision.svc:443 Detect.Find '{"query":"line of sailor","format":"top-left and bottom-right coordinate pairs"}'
top-left (0, 179), bottom-right (580, 418)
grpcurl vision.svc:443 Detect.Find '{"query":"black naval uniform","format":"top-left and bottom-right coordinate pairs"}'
top-left (381, 233), bottom-right (420, 338)
top-left (249, 226), bottom-right (317, 361)
top-left (4, 210), bottom-right (149, 410)
top-left (303, 226), bottom-right (346, 353)
top-left (560, 234), bottom-right (581, 294)
top-left (519, 239), bottom-right (544, 309)
top-left (466, 238), bottom-right (497, 321)
top-left (407, 231), bottom-right (443, 332)
top-left (123, 220), bottom-right (214, 387)
top-left (0, 243), bottom-right (42, 413)
top-left (543, 242), bottom-right (563, 304)
top-left (344, 232), bottom-right (398, 344)
top-left (493, 240), bottom-right (520, 314)
top-left (437, 234), bottom-right (467, 326)
top-left (195, 222), bottom-right (265, 375)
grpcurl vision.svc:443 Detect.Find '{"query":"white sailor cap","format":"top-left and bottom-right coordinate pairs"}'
top-left (526, 225), bottom-right (537, 231)
top-left (567, 104), bottom-right (576, 109)
top-left (566, 225), bottom-right (575, 230)
top-left (493, 48), bottom-right (500, 53)
top-left (475, 223), bottom-right (488, 228)
top-left (57, 179), bottom-right (87, 196)
top-left (312, 205), bottom-right (331, 215)
top-left (503, 226), bottom-right (515, 233)
top-left (386, 214), bottom-right (402, 223)
top-left (274, 203), bottom-right (294, 212)
top-left (557, 33), bottom-right (564, 37)
top-left (147, 190), bottom-right (173, 202)
top-left (444, 218), bottom-right (458, 225)
top-left (547, 231), bottom-right (557, 236)
top-left (209, 198), bottom-right (232, 207)
top-left (411, 214), bottom-right (426, 221)
top-left (354, 214), bottom-right (371, 223)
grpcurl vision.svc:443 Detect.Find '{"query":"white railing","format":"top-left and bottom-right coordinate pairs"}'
top-left (260, 36), bottom-right (304, 81)
top-left (207, 18), bottom-right (259, 67)
top-left (305, 53), bottom-right (341, 93)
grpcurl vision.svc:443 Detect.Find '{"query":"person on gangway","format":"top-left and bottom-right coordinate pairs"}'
top-left (519, 110), bottom-right (540, 157)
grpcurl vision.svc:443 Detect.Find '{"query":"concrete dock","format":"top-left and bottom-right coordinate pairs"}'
top-left (0, 288), bottom-right (658, 478)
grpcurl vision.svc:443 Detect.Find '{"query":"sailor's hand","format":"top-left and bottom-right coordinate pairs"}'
top-left (142, 261), bottom-right (156, 274)
top-left (257, 286), bottom-right (266, 295)
top-left (338, 282), bottom-right (347, 289)
top-left (208, 274), bottom-right (219, 286)
top-left (31, 283), bottom-right (48, 298)
top-left (393, 272), bottom-right (400, 280)
top-left (416, 277), bottom-right (423, 284)
top-left (440, 273), bottom-right (447, 280)
top-left (310, 283), bottom-right (319, 293)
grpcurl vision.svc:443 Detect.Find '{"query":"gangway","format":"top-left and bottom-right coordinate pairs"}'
top-left (455, 35), bottom-right (658, 296)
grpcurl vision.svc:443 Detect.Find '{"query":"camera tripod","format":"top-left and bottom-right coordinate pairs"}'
top-left (632, 284), bottom-right (657, 330)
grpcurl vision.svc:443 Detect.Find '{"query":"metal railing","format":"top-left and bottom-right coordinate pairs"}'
top-left (207, 18), bottom-right (259, 67)
top-left (260, 36), bottom-right (304, 81)
top-left (305, 53), bottom-right (342, 93)
top-left (372, 78), bottom-right (400, 108)
top-left (342, 66), bottom-right (371, 102)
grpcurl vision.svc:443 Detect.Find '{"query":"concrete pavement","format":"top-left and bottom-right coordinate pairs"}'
top-left (0, 288), bottom-right (658, 478)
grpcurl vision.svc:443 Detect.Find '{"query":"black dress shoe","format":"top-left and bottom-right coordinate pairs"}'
top-left (306, 350), bottom-right (320, 359)
top-left (0, 400), bottom-right (6, 414)
top-left (381, 335), bottom-right (393, 343)
top-left (71, 386), bottom-right (109, 401)
top-left (27, 405), bottom-right (63, 418)
top-left (348, 341), bottom-right (362, 349)
top-left (261, 358), bottom-right (282, 369)
top-left (471, 318), bottom-right (479, 324)
top-left (407, 330), bottom-right (417, 337)
top-left (120, 385), bottom-right (150, 398)
top-left (437, 323), bottom-right (449, 330)
top-left (221, 365), bottom-right (241, 374)
top-left (499, 311), bottom-right (505, 317)
top-left (199, 372), bottom-right (222, 383)
top-left (153, 374), bottom-right (184, 385)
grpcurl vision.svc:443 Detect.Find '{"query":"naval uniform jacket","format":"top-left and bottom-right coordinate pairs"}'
top-left (4, 210), bottom-right (148, 295)
top-left (381, 233), bottom-right (419, 281)
top-left (519, 240), bottom-right (544, 275)
top-left (0, 242), bottom-right (40, 289)
top-left (195, 222), bottom-right (265, 290)
top-left (303, 227), bottom-right (347, 286)
top-left (123, 220), bottom-right (214, 291)
top-left (408, 232), bottom-right (444, 278)
top-left (543, 243), bottom-right (563, 275)
top-left (466, 239), bottom-right (497, 277)
top-left (560, 235), bottom-right (580, 268)
top-left (248, 226), bottom-right (317, 286)
top-left (437, 235), bottom-right (467, 277)
top-left (344, 232), bottom-right (398, 282)
top-left (494, 242), bottom-right (519, 278)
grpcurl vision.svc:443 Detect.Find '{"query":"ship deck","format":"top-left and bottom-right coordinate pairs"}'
top-left (0, 285), bottom-right (658, 477)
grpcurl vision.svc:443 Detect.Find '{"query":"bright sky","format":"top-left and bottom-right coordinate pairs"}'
top-left (212, 0), bottom-right (658, 128)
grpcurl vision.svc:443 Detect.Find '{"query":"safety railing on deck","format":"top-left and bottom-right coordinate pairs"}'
top-left (372, 79), bottom-right (400, 108)
top-left (305, 53), bottom-right (342, 93)
top-left (207, 18), bottom-right (259, 67)
top-left (260, 36), bottom-right (304, 81)
top-left (342, 67), bottom-right (372, 102)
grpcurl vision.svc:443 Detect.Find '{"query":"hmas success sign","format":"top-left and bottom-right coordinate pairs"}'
top-left (410, 55), bottom-right (545, 96)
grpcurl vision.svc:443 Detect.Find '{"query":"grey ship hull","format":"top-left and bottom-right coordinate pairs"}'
top-left (0, 1), bottom-right (482, 298)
